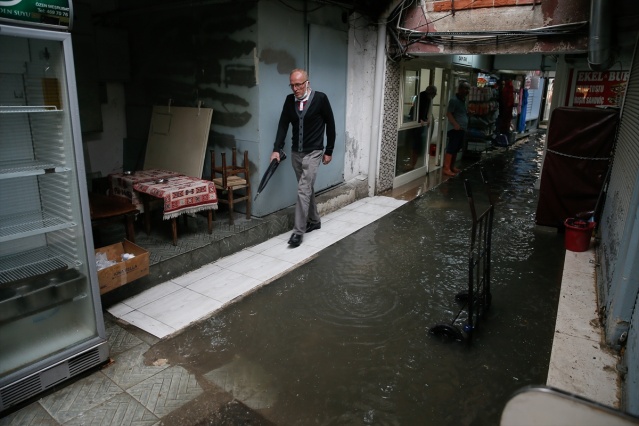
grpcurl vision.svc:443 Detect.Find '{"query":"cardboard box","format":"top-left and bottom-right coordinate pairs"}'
top-left (96, 240), bottom-right (149, 294)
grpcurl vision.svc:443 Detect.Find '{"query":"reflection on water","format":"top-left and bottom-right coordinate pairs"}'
top-left (156, 134), bottom-right (564, 425)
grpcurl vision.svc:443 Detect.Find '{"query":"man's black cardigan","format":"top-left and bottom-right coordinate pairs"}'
top-left (273, 90), bottom-right (336, 156)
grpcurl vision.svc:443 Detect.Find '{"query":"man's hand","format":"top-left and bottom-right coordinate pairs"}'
top-left (323, 155), bottom-right (332, 165)
top-left (270, 151), bottom-right (280, 163)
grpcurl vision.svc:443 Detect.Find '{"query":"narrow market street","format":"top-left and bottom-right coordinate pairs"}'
top-left (1, 133), bottom-right (580, 425)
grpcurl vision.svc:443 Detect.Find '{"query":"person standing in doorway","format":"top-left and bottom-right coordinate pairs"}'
top-left (408, 85), bottom-right (438, 171)
top-left (418, 85), bottom-right (438, 127)
top-left (443, 81), bottom-right (470, 176)
top-left (272, 68), bottom-right (336, 248)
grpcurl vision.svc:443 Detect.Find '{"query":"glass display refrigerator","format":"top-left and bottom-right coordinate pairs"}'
top-left (0, 2), bottom-right (109, 412)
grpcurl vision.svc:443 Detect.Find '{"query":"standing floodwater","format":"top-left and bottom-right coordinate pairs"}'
top-left (151, 134), bottom-right (565, 425)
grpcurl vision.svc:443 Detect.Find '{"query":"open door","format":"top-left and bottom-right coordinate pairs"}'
top-left (431, 67), bottom-right (451, 171)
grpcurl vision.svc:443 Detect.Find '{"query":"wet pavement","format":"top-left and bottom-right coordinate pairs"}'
top-left (144, 133), bottom-right (564, 425)
top-left (1, 133), bottom-right (569, 425)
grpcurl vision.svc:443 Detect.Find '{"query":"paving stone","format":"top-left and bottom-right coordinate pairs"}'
top-left (106, 321), bottom-right (144, 356)
top-left (126, 366), bottom-right (202, 418)
top-left (38, 372), bottom-right (123, 424)
top-left (63, 393), bottom-right (158, 426)
top-left (0, 402), bottom-right (58, 426)
top-left (102, 343), bottom-right (171, 390)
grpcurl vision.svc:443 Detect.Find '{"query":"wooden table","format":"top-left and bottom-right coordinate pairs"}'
top-left (108, 169), bottom-right (182, 212)
top-left (133, 175), bottom-right (218, 245)
top-left (89, 193), bottom-right (139, 245)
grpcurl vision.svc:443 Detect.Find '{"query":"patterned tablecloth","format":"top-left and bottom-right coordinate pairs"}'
top-left (133, 175), bottom-right (218, 220)
top-left (109, 169), bottom-right (182, 212)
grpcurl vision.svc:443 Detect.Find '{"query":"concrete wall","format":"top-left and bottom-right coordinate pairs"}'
top-left (256, 0), bottom-right (305, 215)
top-left (80, 0), bottom-right (379, 216)
top-left (117, 1), bottom-right (260, 182)
top-left (344, 17), bottom-right (378, 182)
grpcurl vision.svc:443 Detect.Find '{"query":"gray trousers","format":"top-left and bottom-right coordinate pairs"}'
top-left (291, 150), bottom-right (323, 234)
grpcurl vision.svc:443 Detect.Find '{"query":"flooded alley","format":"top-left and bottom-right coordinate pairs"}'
top-left (146, 133), bottom-right (566, 425)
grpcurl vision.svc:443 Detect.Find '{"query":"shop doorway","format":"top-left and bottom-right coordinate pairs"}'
top-left (392, 55), bottom-right (551, 191)
top-left (394, 66), bottom-right (451, 188)
top-left (429, 67), bottom-right (450, 173)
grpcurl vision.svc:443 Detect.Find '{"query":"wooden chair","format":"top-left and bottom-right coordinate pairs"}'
top-left (89, 193), bottom-right (139, 246)
top-left (211, 148), bottom-right (251, 225)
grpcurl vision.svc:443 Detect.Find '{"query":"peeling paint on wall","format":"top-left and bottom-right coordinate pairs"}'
top-left (260, 48), bottom-right (297, 74)
top-left (400, 0), bottom-right (589, 55)
top-left (118, 2), bottom-right (259, 150)
top-left (345, 132), bottom-right (358, 176)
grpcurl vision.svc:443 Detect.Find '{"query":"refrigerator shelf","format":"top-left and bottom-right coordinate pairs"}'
top-left (0, 210), bottom-right (76, 243)
top-left (0, 269), bottom-right (85, 325)
top-left (0, 247), bottom-right (78, 285)
top-left (0, 160), bottom-right (70, 179)
top-left (0, 105), bottom-right (61, 113)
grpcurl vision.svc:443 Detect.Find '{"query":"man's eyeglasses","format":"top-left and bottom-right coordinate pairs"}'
top-left (289, 81), bottom-right (308, 90)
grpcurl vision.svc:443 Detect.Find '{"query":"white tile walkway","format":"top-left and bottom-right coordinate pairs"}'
top-left (547, 245), bottom-right (620, 408)
top-left (107, 196), bottom-right (408, 338)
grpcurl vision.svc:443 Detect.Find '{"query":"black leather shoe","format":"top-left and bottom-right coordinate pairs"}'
top-left (306, 221), bottom-right (321, 233)
top-left (288, 233), bottom-right (302, 247)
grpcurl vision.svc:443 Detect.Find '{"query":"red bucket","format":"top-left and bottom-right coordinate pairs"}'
top-left (564, 218), bottom-right (595, 252)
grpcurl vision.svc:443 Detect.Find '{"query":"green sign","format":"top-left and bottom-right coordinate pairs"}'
top-left (0, 0), bottom-right (71, 29)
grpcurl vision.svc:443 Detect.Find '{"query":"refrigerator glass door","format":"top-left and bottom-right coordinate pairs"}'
top-left (0, 28), bottom-right (104, 381)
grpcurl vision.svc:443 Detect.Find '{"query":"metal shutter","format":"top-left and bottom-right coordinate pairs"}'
top-left (598, 39), bottom-right (639, 304)
top-left (597, 37), bottom-right (639, 414)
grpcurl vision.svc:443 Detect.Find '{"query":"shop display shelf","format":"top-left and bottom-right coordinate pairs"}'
top-left (0, 210), bottom-right (76, 243)
top-left (0, 105), bottom-right (61, 114)
top-left (0, 247), bottom-right (79, 285)
top-left (0, 160), bottom-right (70, 179)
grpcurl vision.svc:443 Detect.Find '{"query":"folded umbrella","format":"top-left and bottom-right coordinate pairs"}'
top-left (254, 150), bottom-right (287, 200)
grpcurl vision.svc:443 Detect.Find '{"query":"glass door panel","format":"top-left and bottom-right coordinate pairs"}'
top-left (430, 67), bottom-right (450, 171)
top-left (395, 67), bottom-right (433, 186)
top-left (0, 32), bottom-right (100, 379)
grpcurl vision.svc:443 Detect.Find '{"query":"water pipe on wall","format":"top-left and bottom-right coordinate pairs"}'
top-left (588, 0), bottom-right (614, 71)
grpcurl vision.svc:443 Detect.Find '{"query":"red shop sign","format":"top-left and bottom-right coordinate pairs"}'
top-left (573, 70), bottom-right (629, 108)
